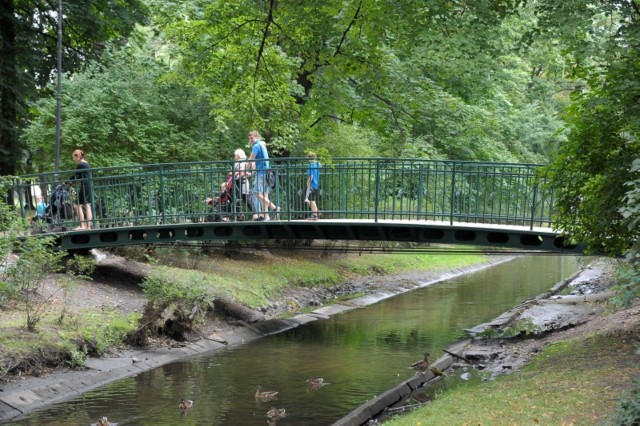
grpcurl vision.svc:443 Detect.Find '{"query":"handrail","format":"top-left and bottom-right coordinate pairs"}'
top-left (11, 158), bottom-right (553, 232)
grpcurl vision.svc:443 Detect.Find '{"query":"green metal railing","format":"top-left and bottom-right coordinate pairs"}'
top-left (12, 158), bottom-right (553, 231)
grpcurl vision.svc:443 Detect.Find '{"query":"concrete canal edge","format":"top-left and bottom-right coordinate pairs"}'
top-left (0, 256), bottom-right (515, 422)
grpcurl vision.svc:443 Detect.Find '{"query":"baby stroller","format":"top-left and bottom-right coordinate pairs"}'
top-left (205, 175), bottom-right (246, 222)
top-left (45, 183), bottom-right (74, 229)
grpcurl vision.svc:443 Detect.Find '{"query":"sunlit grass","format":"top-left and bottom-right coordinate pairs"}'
top-left (384, 332), bottom-right (640, 425)
top-left (153, 249), bottom-right (488, 309)
top-left (337, 252), bottom-right (487, 276)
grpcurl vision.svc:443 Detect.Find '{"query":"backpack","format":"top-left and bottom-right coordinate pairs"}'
top-left (257, 142), bottom-right (276, 189)
top-left (267, 169), bottom-right (277, 189)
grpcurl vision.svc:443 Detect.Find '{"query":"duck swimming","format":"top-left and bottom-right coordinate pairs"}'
top-left (96, 417), bottom-right (110, 426)
top-left (179, 399), bottom-right (194, 411)
top-left (306, 377), bottom-right (329, 389)
top-left (266, 407), bottom-right (286, 421)
top-left (255, 385), bottom-right (279, 402)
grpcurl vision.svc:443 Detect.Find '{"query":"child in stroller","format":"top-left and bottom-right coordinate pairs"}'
top-left (31, 183), bottom-right (74, 230)
top-left (205, 174), bottom-right (246, 222)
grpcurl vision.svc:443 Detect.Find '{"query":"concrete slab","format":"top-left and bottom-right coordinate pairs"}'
top-left (0, 401), bottom-right (22, 420)
top-left (312, 304), bottom-right (354, 316)
top-left (62, 371), bottom-right (116, 392)
top-left (31, 382), bottom-right (79, 402)
top-left (247, 319), bottom-right (299, 335)
top-left (287, 314), bottom-right (319, 325)
top-left (346, 292), bottom-right (395, 306)
top-left (0, 389), bottom-right (45, 412)
top-left (85, 355), bottom-right (134, 371)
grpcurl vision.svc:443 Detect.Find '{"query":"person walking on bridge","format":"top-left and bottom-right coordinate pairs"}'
top-left (247, 131), bottom-right (272, 221)
top-left (305, 152), bottom-right (320, 221)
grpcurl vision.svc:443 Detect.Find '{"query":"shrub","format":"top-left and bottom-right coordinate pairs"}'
top-left (610, 378), bottom-right (640, 426)
top-left (127, 266), bottom-right (216, 345)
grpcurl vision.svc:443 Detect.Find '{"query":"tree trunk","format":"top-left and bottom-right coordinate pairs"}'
top-left (0, 0), bottom-right (19, 176)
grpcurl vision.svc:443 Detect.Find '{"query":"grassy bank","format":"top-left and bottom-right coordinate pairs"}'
top-left (149, 247), bottom-right (488, 308)
top-left (384, 329), bottom-right (640, 425)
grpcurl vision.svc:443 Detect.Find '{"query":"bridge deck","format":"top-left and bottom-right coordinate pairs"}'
top-left (52, 218), bottom-right (575, 253)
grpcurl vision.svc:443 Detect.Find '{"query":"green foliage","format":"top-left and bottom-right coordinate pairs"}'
top-left (501, 318), bottom-right (542, 337)
top-left (610, 379), bottom-right (640, 426)
top-left (80, 311), bottom-right (140, 354)
top-left (338, 252), bottom-right (486, 276)
top-left (0, 0), bottom-right (148, 175)
top-left (609, 264), bottom-right (640, 309)
top-left (24, 45), bottom-right (216, 170)
top-left (0, 177), bottom-right (97, 331)
top-left (4, 235), bottom-right (67, 331)
top-left (150, 0), bottom-right (561, 162)
top-left (539, 1), bottom-right (640, 256)
top-left (141, 266), bottom-right (216, 312)
top-left (65, 347), bottom-right (87, 369)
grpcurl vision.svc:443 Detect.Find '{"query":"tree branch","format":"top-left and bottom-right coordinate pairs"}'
top-left (255, 0), bottom-right (276, 78)
top-left (309, 114), bottom-right (352, 128)
top-left (348, 78), bottom-right (416, 119)
top-left (207, 19), bottom-right (265, 52)
top-left (631, 0), bottom-right (640, 17)
top-left (334, 0), bottom-right (362, 58)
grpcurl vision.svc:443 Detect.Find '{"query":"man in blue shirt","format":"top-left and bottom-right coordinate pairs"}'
top-left (247, 130), bottom-right (271, 221)
top-left (305, 152), bottom-right (320, 221)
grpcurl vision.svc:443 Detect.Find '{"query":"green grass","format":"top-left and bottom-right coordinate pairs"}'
top-left (151, 249), bottom-right (488, 309)
top-left (336, 252), bottom-right (486, 276)
top-left (384, 332), bottom-right (640, 426)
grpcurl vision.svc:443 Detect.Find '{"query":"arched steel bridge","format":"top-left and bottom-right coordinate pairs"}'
top-left (12, 158), bottom-right (580, 253)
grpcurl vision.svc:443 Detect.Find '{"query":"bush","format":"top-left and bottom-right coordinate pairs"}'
top-left (610, 378), bottom-right (640, 426)
top-left (127, 266), bottom-right (217, 345)
top-left (610, 262), bottom-right (640, 309)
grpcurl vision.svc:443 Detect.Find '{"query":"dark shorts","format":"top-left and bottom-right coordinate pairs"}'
top-left (307, 187), bottom-right (318, 202)
top-left (77, 186), bottom-right (91, 205)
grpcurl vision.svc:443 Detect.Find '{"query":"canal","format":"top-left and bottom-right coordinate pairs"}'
top-left (7, 255), bottom-right (582, 425)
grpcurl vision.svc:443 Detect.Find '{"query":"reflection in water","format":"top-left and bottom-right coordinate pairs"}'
top-left (6, 256), bottom-right (581, 425)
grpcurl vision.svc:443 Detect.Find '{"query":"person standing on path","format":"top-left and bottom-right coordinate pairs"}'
top-left (70, 149), bottom-right (93, 230)
top-left (305, 152), bottom-right (320, 221)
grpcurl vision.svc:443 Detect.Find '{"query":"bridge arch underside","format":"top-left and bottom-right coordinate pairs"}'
top-left (57, 221), bottom-right (581, 253)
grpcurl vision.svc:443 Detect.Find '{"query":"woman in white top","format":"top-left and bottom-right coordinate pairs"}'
top-left (233, 148), bottom-right (252, 212)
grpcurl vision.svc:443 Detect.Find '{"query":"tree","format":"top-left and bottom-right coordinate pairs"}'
top-left (0, 0), bottom-right (148, 176)
top-left (154, 0), bottom-right (560, 160)
top-left (24, 45), bottom-right (216, 170)
top-left (539, 0), bottom-right (640, 256)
